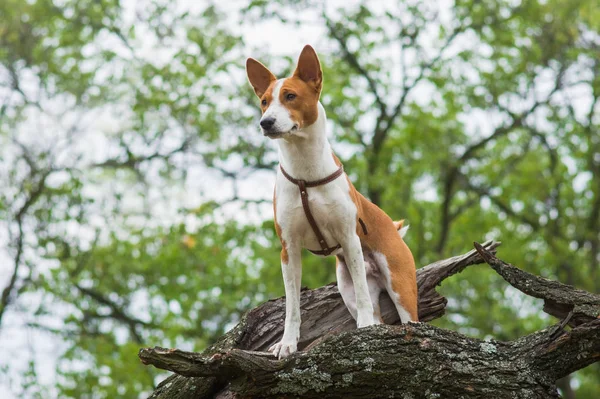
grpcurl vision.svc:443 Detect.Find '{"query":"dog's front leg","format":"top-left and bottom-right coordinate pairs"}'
top-left (341, 233), bottom-right (375, 327)
top-left (269, 244), bottom-right (302, 359)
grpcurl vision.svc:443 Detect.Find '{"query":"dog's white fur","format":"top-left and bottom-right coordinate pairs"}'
top-left (268, 97), bottom-right (377, 358)
top-left (262, 80), bottom-right (298, 135)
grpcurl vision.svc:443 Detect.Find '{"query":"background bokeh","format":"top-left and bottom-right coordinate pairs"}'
top-left (0, 0), bottom-right (598, 397)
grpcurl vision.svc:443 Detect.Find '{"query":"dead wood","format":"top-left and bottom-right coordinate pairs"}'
top-left (140, 241), bottom-right (600, 398)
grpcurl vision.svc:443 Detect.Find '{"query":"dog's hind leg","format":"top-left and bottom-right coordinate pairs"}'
top-left (336, 255), bottom-right (357, 320)
top-left (383, 257), bottom-right (418, 322)
top-left (337, 254), bottom-right (383, 323)
top-left (369, 251), bottom-right (418, 323)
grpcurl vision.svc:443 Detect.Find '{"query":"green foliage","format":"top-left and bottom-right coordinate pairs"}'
top-left (0, 0), bottom-right (598, 397)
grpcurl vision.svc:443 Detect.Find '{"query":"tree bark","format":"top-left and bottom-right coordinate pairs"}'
top-left (139, 241), bottom-right (600, 398)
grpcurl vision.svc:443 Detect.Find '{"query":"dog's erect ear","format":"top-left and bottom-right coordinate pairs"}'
top-left (246, 58), bottom-right (276, 98)
top-left (293, 45), bottom-right (322, 93)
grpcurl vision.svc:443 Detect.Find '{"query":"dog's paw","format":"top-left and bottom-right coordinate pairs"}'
top-left (268, 340), bottom-right (297, 359)
top-left (356, 315), bottom-right (376, 328)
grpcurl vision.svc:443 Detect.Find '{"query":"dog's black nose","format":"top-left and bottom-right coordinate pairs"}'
top-left (260, 117), bottom-right (275, 130)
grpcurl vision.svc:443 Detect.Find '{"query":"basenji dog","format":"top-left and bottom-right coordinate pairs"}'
top-left (246, 45), bottom-right (418, 359)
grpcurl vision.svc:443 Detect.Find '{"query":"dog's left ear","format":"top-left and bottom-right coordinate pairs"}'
top-left (293, 45), bottom-right (322, 94)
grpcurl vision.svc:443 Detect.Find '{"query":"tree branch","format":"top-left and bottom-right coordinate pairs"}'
top-left (0, 167), bottom-right (52, 327)
top-left (385, 24), bottom-right (465, 132)
top-left (75, 284), bottom-right (152, 343)
top-left (474, 242), bottom-right (600, 326)
top-left (531, 319), bottom-right (600, 380)
top-left (141, 242), bottom-right (501, 398)
top-left (140, 242), bottom-right (600, 398)
top-left (323, 16), bottom-right (386, 114)
top-left (139, 347), bottom-right (278, 379)
top-left (141, 320), bottom-right (600, 399)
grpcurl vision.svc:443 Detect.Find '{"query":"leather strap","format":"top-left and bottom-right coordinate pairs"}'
top-left (306, 245), bottom-right (341, 256)
top-left (280, 164), bottom-right (344, 256)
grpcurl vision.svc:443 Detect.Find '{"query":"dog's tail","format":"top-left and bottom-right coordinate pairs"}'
top-left (393, 219), bottom-right (409, 238)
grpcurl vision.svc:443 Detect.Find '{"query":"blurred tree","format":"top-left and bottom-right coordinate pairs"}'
top-left (0, 0), bottom-right (598, 397)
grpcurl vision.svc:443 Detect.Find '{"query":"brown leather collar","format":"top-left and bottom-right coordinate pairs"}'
top-left (279, 164), bottom-right (344, 256)
top-left (279, 164), bottom-right (344, 187)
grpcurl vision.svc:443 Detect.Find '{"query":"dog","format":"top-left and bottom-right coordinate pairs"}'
top-left (246, 45), bottom-right (418, 359)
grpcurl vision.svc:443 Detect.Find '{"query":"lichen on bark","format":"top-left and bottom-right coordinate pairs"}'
top-left (140, 242), bottom-right (600, 398)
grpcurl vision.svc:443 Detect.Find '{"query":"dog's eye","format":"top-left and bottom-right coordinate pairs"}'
top-left (286, 93), bottom-right (296, 101)
top-left (261, 99), bottom-right (267, 106)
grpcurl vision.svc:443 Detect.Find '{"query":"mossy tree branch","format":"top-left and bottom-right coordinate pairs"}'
top-left (140, 241), bottom-right (600, 398)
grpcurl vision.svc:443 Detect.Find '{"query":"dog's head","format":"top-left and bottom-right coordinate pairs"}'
top-left (246, 45), bottom-right (323, 139)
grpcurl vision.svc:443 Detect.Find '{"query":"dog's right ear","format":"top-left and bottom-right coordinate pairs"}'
top-left (246, 58), bottom-right (276, 98)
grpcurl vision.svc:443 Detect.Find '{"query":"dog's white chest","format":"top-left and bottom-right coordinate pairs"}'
top-left (275, 173), bottom-right (357, 253)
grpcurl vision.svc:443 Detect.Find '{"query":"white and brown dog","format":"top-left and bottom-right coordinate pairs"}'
top-left (246, 45), bottom-right (418, 359)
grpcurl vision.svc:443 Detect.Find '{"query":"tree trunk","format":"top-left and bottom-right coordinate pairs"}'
top-left (139, 242), bottom-right (600, 398)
